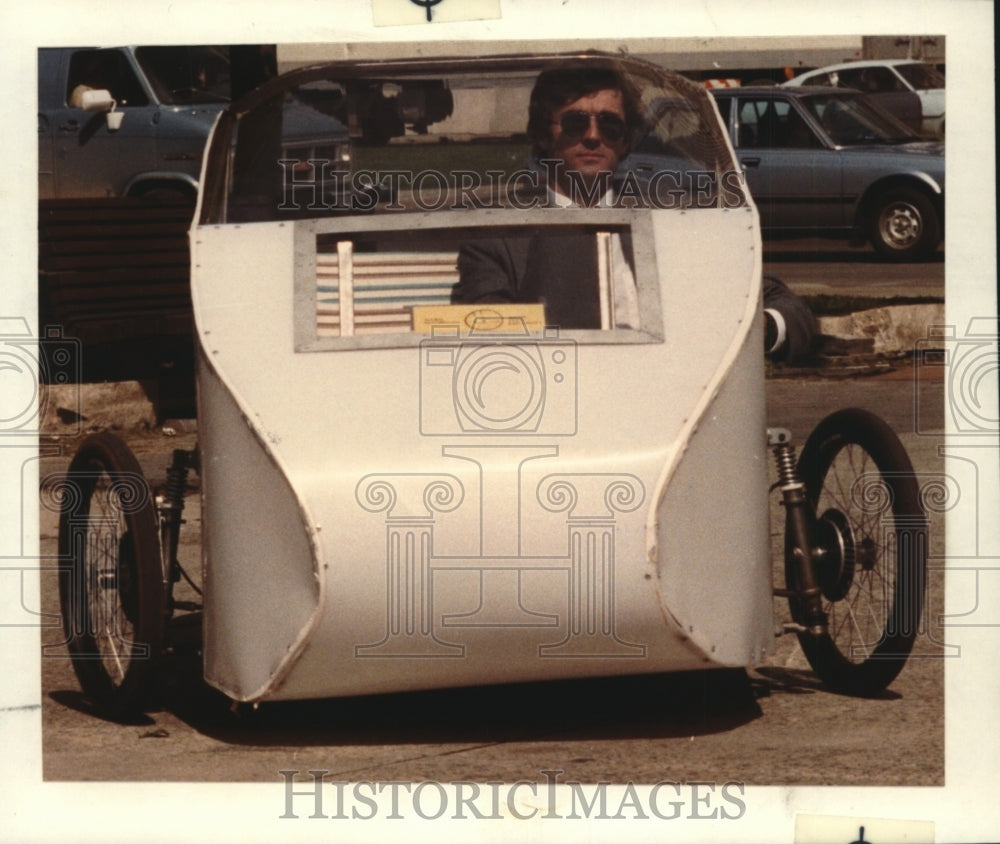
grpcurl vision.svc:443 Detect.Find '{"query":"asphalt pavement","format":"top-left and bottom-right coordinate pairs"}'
top-left (762, 238), bottom-right (945, 299)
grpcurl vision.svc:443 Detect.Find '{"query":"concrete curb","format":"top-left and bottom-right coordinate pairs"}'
top-left (41, 380), bottom-right (159, 437)
top-left (818, 303), bottom-right (946, 356)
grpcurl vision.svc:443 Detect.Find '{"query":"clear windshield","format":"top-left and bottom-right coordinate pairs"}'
top-left (135, 46), bottom-right (232, 105)
top-left (207, 55), bottom-right (745, 224)
top-left (802, 92), bottom-right (921, 145)
top-left (895, 62), bottom-right (945, 90)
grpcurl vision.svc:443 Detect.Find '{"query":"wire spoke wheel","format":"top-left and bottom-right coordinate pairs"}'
top-left (787, 408), bottom-right (926, 696)
top-left (58, 433), bottom-right (163, 720)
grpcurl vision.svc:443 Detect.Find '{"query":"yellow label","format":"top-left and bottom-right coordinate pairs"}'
top-left (412, 304), bottom-right (547, 336)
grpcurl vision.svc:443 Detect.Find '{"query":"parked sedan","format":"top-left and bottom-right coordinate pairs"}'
top-left (635, 86), bottom-right (944, 260)
top-left (785, 59), bottom-right (945, 138)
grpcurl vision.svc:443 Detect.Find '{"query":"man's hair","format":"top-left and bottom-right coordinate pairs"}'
top-left (526, 63), bottom-right (644, 159)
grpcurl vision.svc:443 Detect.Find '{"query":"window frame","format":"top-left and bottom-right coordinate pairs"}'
top-left (292, 207), bottom-right (665, 352)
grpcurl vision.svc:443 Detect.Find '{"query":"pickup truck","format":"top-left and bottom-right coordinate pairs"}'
top-left (37, 45), bottom-right (352, 408)
top-left (37, 45), bottom-right (236, 201)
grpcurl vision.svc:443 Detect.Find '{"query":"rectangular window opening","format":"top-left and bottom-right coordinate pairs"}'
top-left (294, 212), bottom-right (663, 351)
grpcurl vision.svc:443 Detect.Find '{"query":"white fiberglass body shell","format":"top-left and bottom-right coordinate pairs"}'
top-left (190, 54), bottom-right (775, 703)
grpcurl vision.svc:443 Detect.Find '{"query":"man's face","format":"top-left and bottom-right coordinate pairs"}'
top-left (541, 87), bottom-right (630, 193)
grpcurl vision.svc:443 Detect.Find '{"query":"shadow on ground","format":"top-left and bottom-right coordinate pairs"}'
top-left (50, 646), bottom-right (767, 747)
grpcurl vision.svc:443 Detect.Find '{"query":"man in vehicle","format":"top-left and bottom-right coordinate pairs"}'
top-left (452, 63), bottom-right (815, 362)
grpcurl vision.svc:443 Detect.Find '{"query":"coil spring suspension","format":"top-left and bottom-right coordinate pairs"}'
top-left (772, 436), bottom-right (799, 488)
top-left (768, 428), bottom-right (827, 637)
top-left (163, 451), bottom-right (191, 513)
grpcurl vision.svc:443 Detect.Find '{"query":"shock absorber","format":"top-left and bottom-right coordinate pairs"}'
top-left (157, 449), bottom-right (198, 604)
top-left (163, 450), bottom-right (191, 515)
top-left (768, 428), bottom-right (827, 636)
top-left (771, 430), bottom-right (798, 487)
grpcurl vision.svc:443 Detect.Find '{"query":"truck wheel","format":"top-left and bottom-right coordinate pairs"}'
top-left (134, 186), bottom-right (195, 205)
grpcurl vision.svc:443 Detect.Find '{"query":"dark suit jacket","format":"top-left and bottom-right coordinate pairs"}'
top-left (760, 274), bottom-right (816, 362)
top-left (454, 231), bottom-right (636, 329)
top-left (452, 233), bottom-right (814, 361)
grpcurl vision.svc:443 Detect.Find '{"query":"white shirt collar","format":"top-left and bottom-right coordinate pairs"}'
top-left (548, 186), bottom-right (616, 208)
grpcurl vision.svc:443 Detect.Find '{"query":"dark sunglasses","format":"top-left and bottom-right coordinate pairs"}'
top-left (553, 110), bottom-right (628, 143)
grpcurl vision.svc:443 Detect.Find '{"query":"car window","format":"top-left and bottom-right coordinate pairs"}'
top-left (895, 62), bottom-right (946, 90)
top-left (836, 66), bottom-right (905, 94)
top-left (802, 93), bottom-right (918, 145)
top-left (301, 214), bottom-right (651, 341)
top-left (66, 49), bottom-right (149, 108)
top-left (214, 62), bottom-right (742, 225)
top-left (134, 46), bottom-right (232, 105)
top-left (736, 98), bottom-right (819, 149)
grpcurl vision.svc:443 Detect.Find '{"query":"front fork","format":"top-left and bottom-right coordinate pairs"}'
top-left (768, 428), bottom-right (828, 637)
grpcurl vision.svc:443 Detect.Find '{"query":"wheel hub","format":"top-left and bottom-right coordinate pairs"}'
top-left (117, 529), bottom-right (141, 625)
top-left (881, 203), bottom-right (921, 248)
top-left (814, 508), bottom-right (857, 601)
top-left (856, 536), bottom-right (878, 572)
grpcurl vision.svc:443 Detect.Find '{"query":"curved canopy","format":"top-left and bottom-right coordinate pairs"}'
top-left (198, 51), bottom-right (745, 224)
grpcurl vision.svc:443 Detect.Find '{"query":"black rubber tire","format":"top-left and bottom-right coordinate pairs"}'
top-left (868, 185), bottom-right (940, 260)
top-left (786, 408), bottom-right (926, 696)
top-left (58, 432), bottom-right (164, 720)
